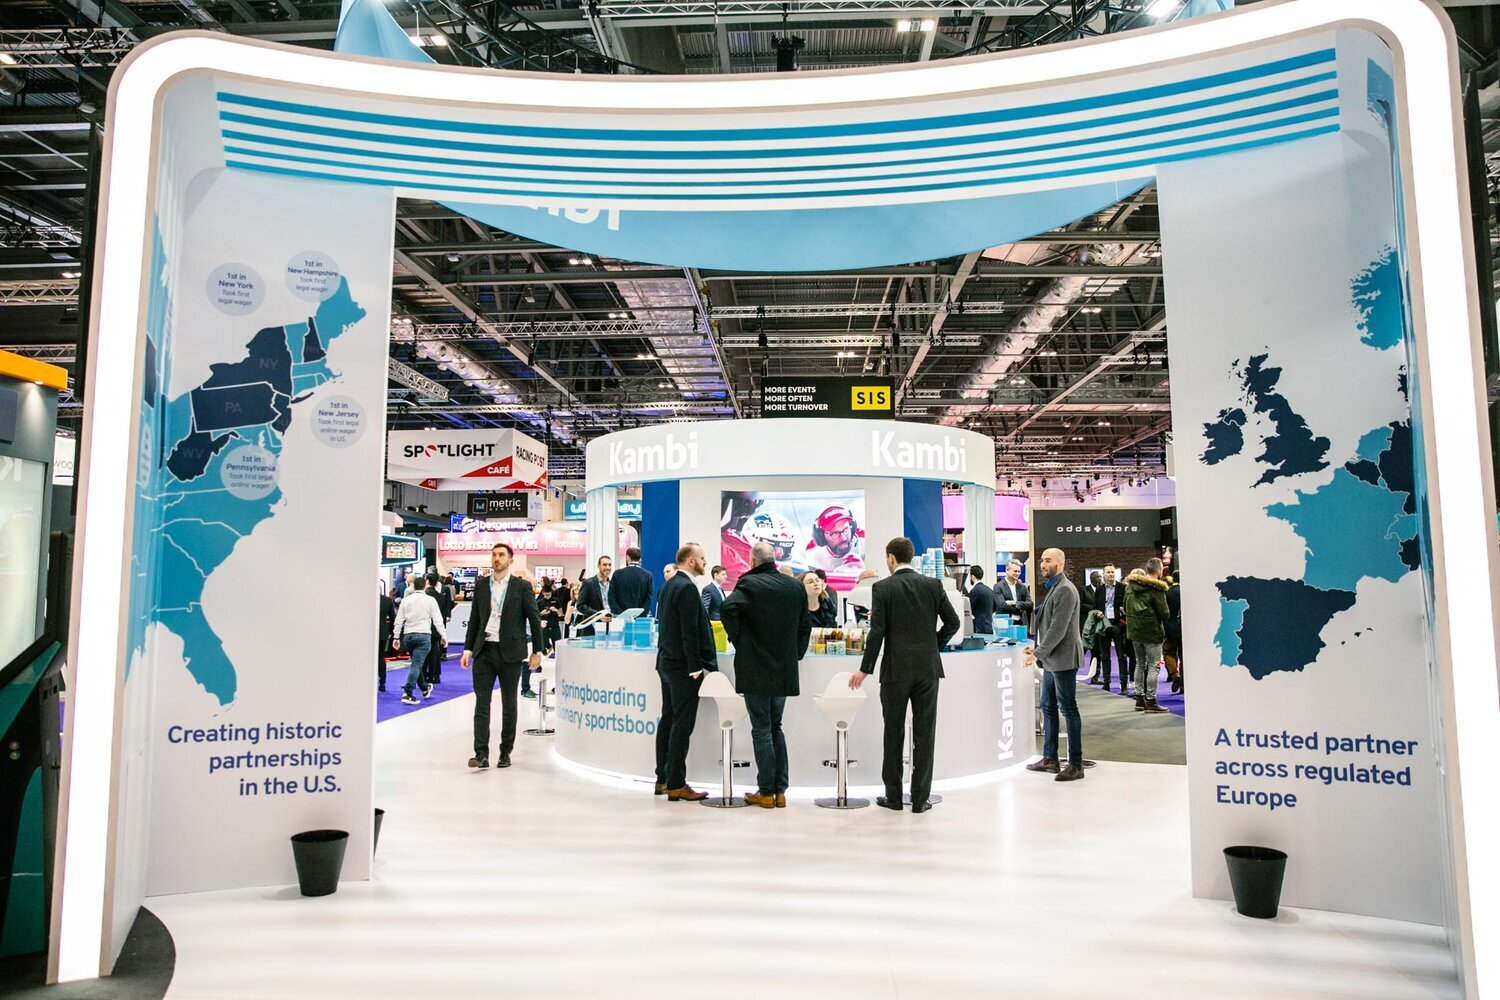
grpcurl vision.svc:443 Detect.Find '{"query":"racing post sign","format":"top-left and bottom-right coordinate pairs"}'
top-left (760, 377), bottom-right (894, 419)
top-left (387, 428), bottom-right (548, 491)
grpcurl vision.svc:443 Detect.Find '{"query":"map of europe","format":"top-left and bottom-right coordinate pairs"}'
top-left (1201, 245), bottom-right (1419, 680)
top-left (136, 274), bottom-right (365, 705)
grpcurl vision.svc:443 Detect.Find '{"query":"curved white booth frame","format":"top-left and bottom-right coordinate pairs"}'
top-left (56, 2), bottom-right (1500, 992)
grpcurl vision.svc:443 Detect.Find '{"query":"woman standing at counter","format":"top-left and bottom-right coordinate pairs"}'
top-left (803, 571), bottom-right (839, 627)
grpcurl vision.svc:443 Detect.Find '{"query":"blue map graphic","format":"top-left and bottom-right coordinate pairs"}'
top-left (135, 277), bottom-right (365, 705)
top-left (1205, 244), bottom-right (1418, 679)
top-left (1200, 354), bottom-right (1329, 485)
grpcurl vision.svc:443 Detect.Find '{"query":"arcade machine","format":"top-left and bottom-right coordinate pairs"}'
top-left (0, 350), bottom-right (68, 960)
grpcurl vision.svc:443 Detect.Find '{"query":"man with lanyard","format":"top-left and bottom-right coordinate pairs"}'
top-left (462, 542), bottom-right (544, 770)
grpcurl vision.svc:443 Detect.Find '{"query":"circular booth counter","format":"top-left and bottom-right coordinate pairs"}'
top-left (552, 640), bottom-right (1036, 791)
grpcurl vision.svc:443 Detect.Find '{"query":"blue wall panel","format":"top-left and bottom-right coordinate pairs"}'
top-left (641, 480), bottom-right (680, 612)
top-left (902, 479), bottom-right (943, 558)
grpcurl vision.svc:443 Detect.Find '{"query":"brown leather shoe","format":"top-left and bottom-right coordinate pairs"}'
top-left (1026, 757), bottom-right (1060, 773)
top-left (744, 792), bottom-right (776, 809)
top-left (666, 785), bottom-right (708, 801)
top-left (654, 783), bottom-right (667, 796)
top-left (774, 793), bottom-right (787, 808)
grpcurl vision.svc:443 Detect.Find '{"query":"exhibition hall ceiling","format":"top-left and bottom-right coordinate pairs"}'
top-left (1, 0), bottom-right (1496, 488)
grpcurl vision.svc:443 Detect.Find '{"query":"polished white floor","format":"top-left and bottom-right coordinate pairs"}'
top-left (150, 694), bottom-right (1460, 999)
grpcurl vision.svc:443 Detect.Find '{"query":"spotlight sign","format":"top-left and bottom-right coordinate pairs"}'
top-left (760, 377), bottom-right (895, 419)
top-left (386, 428), bottom-right (547, 491)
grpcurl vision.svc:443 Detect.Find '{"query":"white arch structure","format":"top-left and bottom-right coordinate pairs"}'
top-left (56, 0), bottom-right (1498, 993)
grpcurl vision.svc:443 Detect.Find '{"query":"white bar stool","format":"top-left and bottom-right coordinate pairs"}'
top-left (698, 672), bottom-right (750, 808)
top-left (524, 660), bottom-right (557, 736)
top-left (903, 705), bottom-right (942, 805)
top-left (814, 671), bottom-right (869, 810)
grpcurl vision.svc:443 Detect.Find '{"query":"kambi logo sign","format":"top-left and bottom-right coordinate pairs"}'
top-left (871, 430), bottom-right (968, 476)
top-left (608, 431), bottom-right (699, 478)
top-left (996, 656), bottom-right (1015, 762)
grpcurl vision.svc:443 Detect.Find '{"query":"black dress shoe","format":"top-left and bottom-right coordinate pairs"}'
top-left (497, 753), bottom-right (512, 768)
top-left (1026, 757), bottom-right (1060, 773)
top-left (468, 756), bottom-right (489, 769)
top-left (875, 795), bottom-right (903, 811)
top-left (1056, 763), bottom-right (1086, 782)
top-left (910, 800), bottom-right (934, 814)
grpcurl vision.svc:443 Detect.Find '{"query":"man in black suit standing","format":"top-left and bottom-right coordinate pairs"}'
top-left (965, 565), bottom-right (999, 635)
top-left (461, 542), bottom-right (545, 770)
top-left (574, 555), bottom-right (613, 637)
top-left (1091, 564), bottom-right (1133, 694)
top-left (424, 570), bottom-right (453, 687)
top-left (654, 542), bottom-right (718, 801)
top-left (850, 537), bottom-right (960, 813)
top-left (995, 560), bottom-right (1033, 626)
top-left (377, 587), bottom-right (395, 692)
top-left (702, 565), bottom-right (728, 622)
top-left (608, 547), bottom-right (654, 615)
top-left (721, 542), bottom-right (811, 808)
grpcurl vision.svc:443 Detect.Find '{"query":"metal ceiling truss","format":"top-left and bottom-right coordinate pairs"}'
top-left (0, 26), bottom-right (137, 67)
top-left (0, 278), bottom-right (79, 303)
top-left (408, 0), bottom-right (653, 74)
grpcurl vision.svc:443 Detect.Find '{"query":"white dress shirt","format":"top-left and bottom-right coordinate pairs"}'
top-left (485, 573), bottom-right (511, 643)
top-left (393, 591), bottom-right (444, 638)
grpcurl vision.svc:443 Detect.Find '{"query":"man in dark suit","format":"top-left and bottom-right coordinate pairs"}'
top-left (377, 587), bottom-right (395, 692)
top-left (721, 542), bottom-right (811, 808)
top-left (995, 560), bottom-right (1033, 626)
top-left (850, 537), bottom-right (960, 813)
top-left (965, 565), bottom-right (999, 635)
top-left (702, 565), bottom-right (728, 622)
top-left (1090, 564), bottom-right (1133, 695)
top-left (461, 542), bottom-right (545, 770)
top-left (424, 570), bottom-right (452, 687)
top-left (574, 555), bottom-right (613, 637)
top-left (608, 547), bottom-right (654, 615)
top-left (654, 542), bottom-right (718, 801)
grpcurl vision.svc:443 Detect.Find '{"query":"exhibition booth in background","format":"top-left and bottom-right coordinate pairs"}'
top-left (558, 417), bottom-right (1032, 790)
top-left (40, 0), bottom-right (1500, 995)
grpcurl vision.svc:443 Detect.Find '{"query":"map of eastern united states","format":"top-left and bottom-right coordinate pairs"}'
top-left (146, 277), bottom-right (365, 705)
top-left (1205, 244), bottom-right (1419, 680)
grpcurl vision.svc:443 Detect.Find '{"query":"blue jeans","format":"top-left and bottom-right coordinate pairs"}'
top-left (744, 695), bottom-right (788, 795)
top-left (1040, 668), bottom-right (1082, 765)
top-left (401, 633), bottom-right (432, 696)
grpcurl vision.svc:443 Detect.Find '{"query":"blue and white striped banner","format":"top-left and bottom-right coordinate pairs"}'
top-left (209, 0), bottom-right (1339, 269)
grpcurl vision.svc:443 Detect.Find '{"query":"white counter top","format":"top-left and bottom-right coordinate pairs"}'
top-left (551, 641), bottom-right (1035, 791)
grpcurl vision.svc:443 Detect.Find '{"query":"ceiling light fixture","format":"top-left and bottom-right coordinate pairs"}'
top-left (1146, 0), bottom-right (1183, 19)
top-left (0, 53), bottom-right (17, 66)
top-left (568, 256), bottom-right (593, 266)
top-left (895, 18), bottom-right (936, 32)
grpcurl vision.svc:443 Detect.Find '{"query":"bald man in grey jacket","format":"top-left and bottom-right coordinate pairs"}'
top-left (1025, 547), bottom-right (1085, 782)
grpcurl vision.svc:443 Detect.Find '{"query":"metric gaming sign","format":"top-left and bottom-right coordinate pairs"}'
top-left (467, 491), bottom-right (540, 520)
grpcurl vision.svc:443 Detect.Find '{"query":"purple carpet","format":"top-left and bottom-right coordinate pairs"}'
top-left (1077, 650), bottom-right (1186, 718)
top-left (377, 643), bottom-right (474, 723)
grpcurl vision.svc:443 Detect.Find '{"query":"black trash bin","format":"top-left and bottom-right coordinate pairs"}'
top-left (373, 808), bottom-right (385, 855)
top-left (290, 829), bottom-right (349, 897)
top-left (1224, 845), bottom-right (1287, 918)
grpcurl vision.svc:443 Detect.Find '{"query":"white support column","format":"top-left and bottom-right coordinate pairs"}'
top-left (963, 485), bottom-right (996, 578)
top-left (586, 486), bottom-right (618, 572)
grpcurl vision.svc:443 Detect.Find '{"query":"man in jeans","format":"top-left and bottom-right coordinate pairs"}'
top-left (1125, 557), bottom-right (1171, 714)
top-left (721, 541), bottom-right (812, 808)
top-left (1025, 547), bottom-right (1086, 782)
top-left (391, 575), bottom-right (443, 706)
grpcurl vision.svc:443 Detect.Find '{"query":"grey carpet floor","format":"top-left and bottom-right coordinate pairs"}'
top-left (1037, 681), bottom-right (1188, 766)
